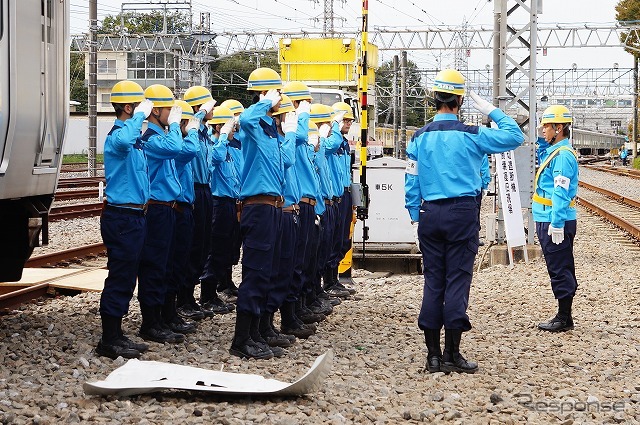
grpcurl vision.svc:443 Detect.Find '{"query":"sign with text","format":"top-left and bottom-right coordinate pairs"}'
top-left (495, 151), bottom-right (527, 248)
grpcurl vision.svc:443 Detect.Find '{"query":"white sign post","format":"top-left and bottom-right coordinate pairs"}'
top-left (494, 150), bottom-right (528, 266)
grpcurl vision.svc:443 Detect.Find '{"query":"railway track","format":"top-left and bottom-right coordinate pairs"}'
top-left (583, 164), bottom-right (640, 180)
top-left (53, 188), bottom-right (99, 201)
top-left (577, 181), bottom-right (640, 240)
top-left (50, 202), bottom-right (103, 221)
top-left (25, 243), bottom-right (106, 268)
top-left (57, 176), bottom-right (104, 188)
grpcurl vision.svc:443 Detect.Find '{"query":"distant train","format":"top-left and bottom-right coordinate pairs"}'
top-left (0, 0), bottom-right (69, 281)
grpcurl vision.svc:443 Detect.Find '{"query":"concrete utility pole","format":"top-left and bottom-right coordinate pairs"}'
top-left (399, 51), bottom-right (407, 160)
top-left (634, 55), bottom-right (638, 156)
top-left (392, 55), bottom-right (399, 158)
top-left (88, 0), bottom-right (97, 177)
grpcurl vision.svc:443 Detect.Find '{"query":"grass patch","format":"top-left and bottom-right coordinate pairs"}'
top-left (62, 154), bottom-right (104, 164)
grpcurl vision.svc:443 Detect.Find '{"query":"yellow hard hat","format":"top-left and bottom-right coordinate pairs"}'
top-left (220, 99), bottom-right (245, 115)
top-left (247, 67), bottom-right (283, 91)
top-left (144, 84), bottom-right (175, 107)
top-left (110, 80), bottom-right (145, 104)
top-left (309, 104), bottom-right (333, 124)
top-left (308, 121), bottom-right (319, 136)
top-left (174, 100), bottom-right (194, 121)
top-left (282, 81), bottom-right (312, 101)
top-left (432, 69), bottom-right (466, 96)
top-left (541, 105), bottom-right (572, 124)
top-left (332, 101), bottom-right (355, 120)
top-left (207, 106), bottom-right (234, 125)
top-left (273, 94), bottom-right (294, 116)
top-left (183, 85), bottom-right (213, 107)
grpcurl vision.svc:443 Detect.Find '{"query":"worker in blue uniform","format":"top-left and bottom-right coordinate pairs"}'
top-left (162, 100), bottom-right (201, 336)
top-left (176, 86), bottom-right (217, 321)
top-left (478, 154), bottom-right (491, 246)
top-left (214, 99), bottom-right (247, 302)
top-left (620, 145), bottom-right (629, 166)
top-left (97, 81), bottom-right (153, 360)
top-left (259, 96), bottom-right (299, 355)
top-left (137, 84), bottom-right (185, 344)
top-left (327, 101), bottom-right (357, 295)
top-left (405, 69), bottom-right (525, 374)
top-left (533, 104), bottom-right (579, 333)
top-left (200, 105), bottom-right (241, 314)
top-left (229, 67), bottom-right (285, 360)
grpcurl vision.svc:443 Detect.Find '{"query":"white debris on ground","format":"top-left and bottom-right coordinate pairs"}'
top-left (2, 168), bottom-right (640, 423)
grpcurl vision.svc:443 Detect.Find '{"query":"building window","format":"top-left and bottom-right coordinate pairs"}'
top-left (100, 93), bottom-right (112, 108)
top-left (127, 52), bottom-right (174, 80)
top-left (98, 59), bottom-right (117, 74)
top-left (611, 120), bottom-right (622, 128)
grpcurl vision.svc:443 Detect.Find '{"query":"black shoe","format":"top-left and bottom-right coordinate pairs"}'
top-left (202, 298), bottom-right (232, 314)
top-left (139, 326), bottom-right (185, 343)
top-left (281, 323), bottom-right (315, 339)
top-left (308, 299), bottom-right (333, 315)
top-left (118, 335), bottom-right (150, 353)
top-left (219, 288), bottom-right (238, 304)
top-left (167, 317), bottom-right (197, 334)
top-left (538, 315), bottom-right (574, 332)
top-left (325, 285), bottom-right (351, 299)
top-left (318, 291), bottom-right (342, 306)
top-left (96, 338), bottom-right (141, 360)
top-left (229, 339), bottom-right (274, 360)
top-left (335, 281), bottom-right (356, 295)
top-left (177, 303), bottom-right (205, 321)
top-left (441, 353), bottom-right (478, 374)
top-left (425, 355), bottom-right (442, 373)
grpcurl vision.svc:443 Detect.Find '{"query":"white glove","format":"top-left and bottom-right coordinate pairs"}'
top-left (133, 99), bottom-right (154, 118)
top-left (185, 117), bottom-right (200, 133)
top-left (412, 221), bottom-right (420, 252)
top-left (319, 123), bottom-right (331, 138)
top-left (220, 118), bottom-right (235, 136)
top-left (261, 89), bottom-right (281, 107)
top-left (309, 134), bottom-right (320, 148)
top-left (468, 91), bottom-right (497, 116)
top-left (296, 100), bottom-right (311, 114)
top-left (548, 225), bottom-right (565, 245)
top-left (282, 111), bottom-right (298, 134)
top-left (167, 105), bottom-right (183, 125)
top-left (199, 99), bottom-right (216, 115)
top-left (234, 115), bottom-right (240, 124)
top-left (333, 109), bottom-right (347, 125)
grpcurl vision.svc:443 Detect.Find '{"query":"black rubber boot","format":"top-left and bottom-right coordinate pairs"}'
top-left (538, 297), bottom-right (574, 332)
top-left (229, 312), bottom-right (273, 360)
top-left (424, 329), bottom-right (442, 373)
top-left (96, 315), bottom-right (142, 359)
top-left (163, 295), bottom-right (197, 334)
top-left (139, 305), bottom-right (185, 344)
top-left (441, 329), bottom-right (478, 374)
top-left (296, 296), bottom-right (325, 324)
top-left (116, 317), bottom-right (149, 353)
top-left (251, 315), bottom-right (283, 357)
top-left (280, 301), bottom-right (315, 339)
top-left (259, 312), bottom-right (293, 348)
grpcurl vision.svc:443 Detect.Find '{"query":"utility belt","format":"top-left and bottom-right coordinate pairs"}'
top-left (104, 202), bottom-right (147, 216)
top-left (299, 196), bottom-right (317, 206)
top-left (147, 199), bottom-right (180, 211)
top-left (532, 193), bottom-right (576, 208)
top-left (241, 195), bottom-right (284, 208)
top-left (283, 204), bottom-right (300, 214)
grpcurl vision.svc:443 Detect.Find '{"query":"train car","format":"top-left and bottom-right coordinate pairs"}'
top-left (0, 0), bottom-right (70, 281)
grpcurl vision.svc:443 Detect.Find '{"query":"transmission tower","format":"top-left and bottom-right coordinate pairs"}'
top-left (309, 0), bottom-right (346, 36)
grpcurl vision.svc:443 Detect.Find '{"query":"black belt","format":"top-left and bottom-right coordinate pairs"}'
top-left (332, 196), bottom-right (342, 203)
top-left (194, 183), bottom-right (209, 189)
top-left (344, 186), bottom-right (351, 193)
top-left (105, 204), bottom-right (146, 217)
top-left (212, 196), bottom-right (238, 203)
top-left (422, 196), bottom-right (477, 206)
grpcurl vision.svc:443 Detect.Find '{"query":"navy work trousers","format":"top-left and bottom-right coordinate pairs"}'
top-left (183, 185), bottom-right (212, 299)
top-left (317, 202), bottom-right (337, 275)
top-left (237, 203), bottom-right (283, 316)
top-left (536, 220), bottom-right (578, 300)
top-left (288, 202), bottom-right (315, 302)
top-left (167, 206), bottom-right (194, 302)
top-left (338, 188), bottom-right (354, 260)
top-left (418, 196), bottom-right (479, 331)
top-left (99, 208), bottom-right (146, 318)
top-left (268, 210), bottom-right (299, 312)
top-left (138, 204), bottom-right (176, 307)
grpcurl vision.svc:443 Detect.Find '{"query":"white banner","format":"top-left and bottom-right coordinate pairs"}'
top-left (494, 150), bottom-right (527, 248)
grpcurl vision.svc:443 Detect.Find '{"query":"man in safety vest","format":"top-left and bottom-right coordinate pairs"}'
top-left (533, 104), bottom-right (579, 333)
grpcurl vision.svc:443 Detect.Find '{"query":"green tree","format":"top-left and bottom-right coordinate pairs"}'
top-left (376, 59), bottom-right (430, 128)
top-left (70, 49), bottom-right (87, 112)
top-left (208, 51), bottom-right (279, 106)
top-left (99, 11), bottom-right (190, 34)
